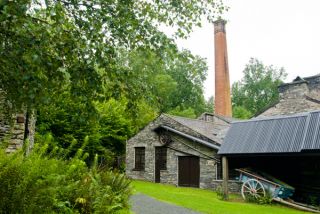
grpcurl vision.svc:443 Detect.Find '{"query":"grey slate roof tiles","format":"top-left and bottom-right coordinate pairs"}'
top-left (164, 114), bottom-right (230, 145)
top-left (218, 110), bottom-right (320, 155)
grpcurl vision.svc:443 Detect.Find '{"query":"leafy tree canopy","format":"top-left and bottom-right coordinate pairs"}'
top-left (232, 58), bottom-right (287, 118)
top-left (37, 48), bottom-right (210, 161)
top-left (1, 0), bottom-right (227, 161)
top-left (232, 106), bottom-right (252, 119)
top-left (0, 0), bottom-right (226, 112)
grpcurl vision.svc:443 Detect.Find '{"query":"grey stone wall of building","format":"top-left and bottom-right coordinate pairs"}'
top-left (0, 91), bottom-right (36, 153)
top-left (126, 114), bottom-right (240, 192)
top-left (211, 180), bottom-right (242, 193)
top-left (160, 133), bottom-right (218, 188)
top-left (260, 76), bottom-right (320, 117)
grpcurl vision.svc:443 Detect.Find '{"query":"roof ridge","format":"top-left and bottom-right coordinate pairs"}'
top-left (235, 110), bottom-right (320, 124)
top-left (279, 73), bottom-right (320, 88)
top-left (199, 112), bottom-right (235, 123)
top-left (163, 113), bottom-right (216, 124)
top-left (303, 73), bottom-right (320, 79)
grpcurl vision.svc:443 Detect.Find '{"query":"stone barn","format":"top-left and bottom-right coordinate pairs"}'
top-left (126, 113), bottom-right (240, 190)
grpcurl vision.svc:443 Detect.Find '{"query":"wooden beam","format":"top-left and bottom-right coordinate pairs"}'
top-left (222, 156), bottom-right (229, 200)
top-left (273, 197), bottom-right (320, 213)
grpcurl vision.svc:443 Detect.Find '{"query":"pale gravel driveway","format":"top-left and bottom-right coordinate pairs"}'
top-left (130, 194), bottom-right (200, 214)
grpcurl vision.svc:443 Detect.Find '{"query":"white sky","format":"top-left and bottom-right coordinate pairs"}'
top-left (174, 0), bottom-right (320, 99)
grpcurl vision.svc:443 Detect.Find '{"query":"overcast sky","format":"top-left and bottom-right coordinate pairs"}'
top-left (174, 0), bottom-right (320, 99)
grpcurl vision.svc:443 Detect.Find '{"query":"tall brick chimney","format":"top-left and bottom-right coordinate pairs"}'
top-left (214, 19), bottom-right (232, 117)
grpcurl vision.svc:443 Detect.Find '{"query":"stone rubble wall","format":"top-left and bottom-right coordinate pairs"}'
top-left (160, 133), bottom-right (217, 189)
top-left (260, 76), bottom-right (320, 117)
top-left (211, 180), bottom-right (242, 193)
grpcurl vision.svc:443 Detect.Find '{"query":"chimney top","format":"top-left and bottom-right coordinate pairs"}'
top-left (214, 19), bottom-right (227, 34)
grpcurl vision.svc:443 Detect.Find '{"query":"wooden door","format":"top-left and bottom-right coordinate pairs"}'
top-left (178, 156), bottom-right (200, 187)
top-left (155, 150), bottom-right (160, 183)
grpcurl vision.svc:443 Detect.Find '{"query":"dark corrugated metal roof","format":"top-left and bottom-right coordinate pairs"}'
top-left (218, 111), bottom-right (320, 155)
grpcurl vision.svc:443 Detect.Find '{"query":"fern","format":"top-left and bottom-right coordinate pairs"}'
top-left (0, 137), bottom-right (132, 213)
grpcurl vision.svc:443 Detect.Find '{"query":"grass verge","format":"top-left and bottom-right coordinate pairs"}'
top-left (132, 180), bottom-right (306, 214)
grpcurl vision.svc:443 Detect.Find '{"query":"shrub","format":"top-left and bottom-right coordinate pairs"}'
top-left (0, 142), bottom-right (132, 213)
top-left (245, 189), bottom-right (273, 205)
top-left (216, 186), bottom-right (226, 200)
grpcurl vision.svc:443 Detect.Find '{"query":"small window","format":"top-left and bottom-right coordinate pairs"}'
top-left (156, 147), bottom-right (167, 170)
top-left (216, 161), bottom-right (223, 180)
top-left (134, 147), bottom-right (145, 170)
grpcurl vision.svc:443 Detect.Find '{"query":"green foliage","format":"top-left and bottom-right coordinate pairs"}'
top-left (37, 94), bottom-right (156, 164)
top-left (203, 96), bottom-right (215, 113)
top-left (0, 0), bottom-right (226, 113)
top-left (232, 106), bottom-right (253, 119)
top-left (1, 0), bottom-right (220, 163)
top-left (216, 186), bottom-right (226, 200)
top-left (35, 47), bottom-right (209, 162)
top-left (118, 48), bottom-right (209, 117)
top-left (164, 50), bottom-right (208, 116)
top-left (245, 189), bottom-right (273, 205)
top-left (168, 107), bottom-right (197, 119)
top-left (0, 142), bottom-right (132, 213)
top-left (232, 58), bottom-right (287, 117)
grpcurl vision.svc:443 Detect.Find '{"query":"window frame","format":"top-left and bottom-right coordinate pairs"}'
top-left (134, 147), bottom-right (145, 171)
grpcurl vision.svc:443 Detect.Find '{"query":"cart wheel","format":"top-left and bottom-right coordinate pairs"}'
top-left (241, 179), bottom-right (265, 200)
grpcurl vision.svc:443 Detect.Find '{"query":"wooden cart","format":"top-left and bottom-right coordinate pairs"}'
top-left (236, 168), bottom-right (294, 200)
top-left (237, 168), bottom-right (320, 213)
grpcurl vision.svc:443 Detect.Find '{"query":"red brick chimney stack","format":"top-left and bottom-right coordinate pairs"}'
top-left (214, 19), bottom-right (232, 117)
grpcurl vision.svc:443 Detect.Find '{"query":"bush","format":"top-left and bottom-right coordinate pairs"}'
top-left (216, 186), bottom-right (226, 200)
top-left (245, 189), bottom-right (273, 205)
top-left (0, 142), bottom-right (132, 213)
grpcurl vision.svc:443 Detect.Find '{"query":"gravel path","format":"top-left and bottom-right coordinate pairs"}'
top-left (130, 194), bottom-right (200, 214)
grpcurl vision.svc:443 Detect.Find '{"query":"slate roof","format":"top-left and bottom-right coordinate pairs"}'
top-left (165, 114), bottom-right (230, 144)
top-left (218, 110), bottom-right (320, 155)
top-left (198, 112), bottom-right (236, 123)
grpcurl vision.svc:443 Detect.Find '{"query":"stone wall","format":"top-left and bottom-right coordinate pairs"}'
top-left (161, 133), bottom-right (218, 188)
top-left (126, 114), bottom-right (240, 192)
top-left (0, 91), bottom-right (35, 153)
top-left (259, 75), bottom-right (320, 117)
top-left (211, 180), bottom-right (242, 193)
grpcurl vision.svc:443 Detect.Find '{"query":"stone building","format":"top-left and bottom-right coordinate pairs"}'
top-left (126, 113), bottom-right (240, 190)
top-left (259, 74), bottom-right (320, 117)
top-left (0, 90), bottom-right (35, 153)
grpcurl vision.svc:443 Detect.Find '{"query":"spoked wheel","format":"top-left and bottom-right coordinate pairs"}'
top-left (241, 179), bottom-right (265, 200)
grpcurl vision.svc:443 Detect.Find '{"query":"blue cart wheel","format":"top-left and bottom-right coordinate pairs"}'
top-left (241, 179), bottom-right (266, 200)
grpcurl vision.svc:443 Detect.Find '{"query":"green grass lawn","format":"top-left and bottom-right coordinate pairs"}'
top-left (132, 180), bottom-right (307, 214)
